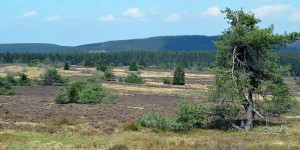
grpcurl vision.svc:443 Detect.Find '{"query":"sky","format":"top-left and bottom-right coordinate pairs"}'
top-left (1, 0), bottom-right (300, 46)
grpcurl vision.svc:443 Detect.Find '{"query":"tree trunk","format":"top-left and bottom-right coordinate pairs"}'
top-left (245, 91), bottom-right (254, 130)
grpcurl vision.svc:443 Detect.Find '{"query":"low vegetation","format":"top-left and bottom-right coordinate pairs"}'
top-left (43, 68), bottom-right (68, 86)
top-left (172, 66), bottom-right (185, 85)
top-left (54, 78), bottom-right (116, 104)
top-left (124, 73), bottom-right (144, 84)
top-left (0, 77), bottom-right (16, 95)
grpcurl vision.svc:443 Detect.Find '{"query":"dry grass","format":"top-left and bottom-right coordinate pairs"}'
top-left (1, 121), bottom-right (299, 149)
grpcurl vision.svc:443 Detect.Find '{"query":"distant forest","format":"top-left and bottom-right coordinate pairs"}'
top-left (0, 35), bottom-right (225, 52)
top-left (1, 51), bottom-right (300, 76)
top-left (1, 35), bottom-right (299, 52)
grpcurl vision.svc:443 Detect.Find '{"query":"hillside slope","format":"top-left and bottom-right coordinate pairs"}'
top-left (77, 35), bottom-right (219, 51)
top-left (0, 43), bottom-right (72, 53)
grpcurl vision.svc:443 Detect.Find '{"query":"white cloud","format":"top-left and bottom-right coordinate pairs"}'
top-left (164, 13), bottom-right (183, 22)
top-left (288, 10), bottom-right (300, 21)
top-left (203, 6), bottom-right (221, 17)
top-left (45, 16), bottom-right (62, 22)
top-left (21, 11), bottom-right (38, 18)
top-left (123, 8), bottom-right (144, 18)
top-left (100, 14), bottom-right (118, 22)
top-left (251, 4), bottom-right (292, 18)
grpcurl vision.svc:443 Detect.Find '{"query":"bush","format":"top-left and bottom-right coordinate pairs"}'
top-left (78, 83), bottom-right (106, 104)
top-left (137, 103), bottom-right (207, 131)
top-left (5, 75), bottom-right (18, 86)
top-left (124, 73), bottom-right (144, 84)
top-left (296, 77), bottom-right (300, 85)
top-left (64, 62), bottom-right (70, 70)
top-left (162, 77), bottom-right (172, 84)
top-left (43, 68), bottom-right (68, 86)
top-left (173, 66), bottom-right (185, 85)
top-left (18, 73), bottom-right (30, 86)
top-left (129, 59), bottom-right (138, 71)
top-left (101, 69), bottom-right (115, 81)
top-left (53, 79), bottom-right (116, 104)
top-left (0, 77), bottom-right (16, 95)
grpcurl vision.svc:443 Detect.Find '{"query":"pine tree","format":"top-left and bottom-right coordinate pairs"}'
top-left (129, 59), bottom-right (138, 71)
top-left (208, 8), bottom-right (300, 129)
top-left (172, 66), bottom-right (185, 85)
top-left (64, 62), bottom-right (70, 70)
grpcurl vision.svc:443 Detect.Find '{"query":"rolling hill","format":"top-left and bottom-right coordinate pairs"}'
top-left (0, 43), bottom-right (72, 53)
top-left (0, 35), bottom-right (300, 52)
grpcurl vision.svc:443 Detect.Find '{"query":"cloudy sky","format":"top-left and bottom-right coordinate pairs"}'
top-left (1, 0), bottom-right (300, 46)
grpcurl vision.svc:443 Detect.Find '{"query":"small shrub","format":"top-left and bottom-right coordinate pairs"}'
top-left (78, 83), bottom-right (106, 104)
top-left (54, 90), bottom-right (69, 104)
top-left (53, 78), bottom-right (116, 104)
top-left (124, 73), bottom-right (144, 84)
top-left (0, 77), bottom-right (16, 95)
top-left (18, 73), bottom-right (30, 86)
top-left (137, 110), bottom-right (174, 131)
top-left (3, 108), bottom-right (10, 115)
top-left (162, 77), bottom-right (172, 84)
top-left (101, 69), bottom-right (115, 81)
top-left (64, 62), bottom-right (70, 70)
top-left (43, 68), bottom-right (68, 86)
top-left (172, 66), bottom-right (185, 85)
top-left (5, 75), bottom-right (18, 86)
top-left (129, 59), bottom-right (138, 71)
top-left (137, 103), bottom-right (208, 131)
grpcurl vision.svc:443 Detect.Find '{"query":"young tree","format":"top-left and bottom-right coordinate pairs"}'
top-left (208, 8), bottom-right (300, 130)
top-left (96, 52), bottom-right (107, 72)
top-left (173, 66), bottom-right (185, 85)
top-left (64, 62), bottom-right (70, 70)
top-left (129, 59), bottom-right (138, 71)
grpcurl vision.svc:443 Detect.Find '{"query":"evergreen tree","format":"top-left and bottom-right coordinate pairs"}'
top-left (129, 59), bottom-right (138, 71)
top-left (96, 52), bottom-right (107, 72)
top-left (64, 62), bottom-right (70, 70)
top-left (172, 66), bottom-right (185, 85)
top-left (208, 8), bottom-right (300, 129)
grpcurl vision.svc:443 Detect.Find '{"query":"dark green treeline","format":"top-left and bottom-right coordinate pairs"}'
top-left (0, 51), bottom-right (299, 76)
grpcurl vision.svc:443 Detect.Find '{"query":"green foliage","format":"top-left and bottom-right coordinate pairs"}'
top-left (53, 90), bottom-right (69, 104)
top-left (64, 62), bottom-right (70, 70)
top-left (3, 108), bottom-right (11, 115)
top-left (129, 59), bottom-right (138, 71)
top-left (43, 68), bottom-right (68, 86)
top-left (172, 66), bottom-right (185, 85)
top-left (210, 105), bottom-right (240, 118)
top-left (175, 102), bottom-right (207, 130)
top-left (101, 69), bottom-right (115, 81)
top-left (5, 75), bottom-right (18, 86)
top-left (78, 83), bottom-right (106, 104)
top-left (96, 52), bottom-right (107, 72)
top-left (208, 8), bottom-right (300, 129)
top-left (124, 73), bottom-right (144, 84)
top-left (54, 79), bottom-right (116, 104)
top-left (18, 73), bottom-right (30, 86)
top-left (137, 110), bottom-right (174, 131)
top-left (162, 77), bottom-right (172, 84)
top-left (137, 102), bottom-right (207, 131)
top-left (0, 77), bottom-right (16, 95)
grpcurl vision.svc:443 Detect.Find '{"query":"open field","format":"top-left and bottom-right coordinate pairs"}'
top-left (1, 65), bottom-right (300, 149)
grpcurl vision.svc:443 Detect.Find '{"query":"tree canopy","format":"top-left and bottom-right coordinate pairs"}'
top-left (208, 8), bottom-right (300, 129)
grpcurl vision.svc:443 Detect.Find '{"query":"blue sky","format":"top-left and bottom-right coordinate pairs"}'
top-left (1, 0), bottom-right (300, 46)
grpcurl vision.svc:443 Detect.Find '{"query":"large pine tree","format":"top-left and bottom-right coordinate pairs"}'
top-left (209, 8), bottom-right (300, 129)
